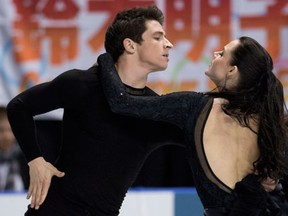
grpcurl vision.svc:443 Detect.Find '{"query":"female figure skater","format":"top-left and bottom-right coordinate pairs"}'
top-left (98, 36), bottom-right (288, 215)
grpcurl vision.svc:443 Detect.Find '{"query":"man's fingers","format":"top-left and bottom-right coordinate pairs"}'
top-left (30, 186), bottom-right (37, 209)
top-left (54, 170), bottom-right (65, 178)
top-left (26, 157), bottom-right (61, 210)
top-left (51, 166), bottom-right (65, 178)
top-left (26, 188), bottom-right (32, 199)
top-left (35, 182), bottom-right (44, 210)
top-left (38, 181), bottom-right (50, 206)
top-left (29, 179), bottom-right (48, 209)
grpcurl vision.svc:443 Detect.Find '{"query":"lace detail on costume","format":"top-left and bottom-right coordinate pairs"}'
top-left (97, 53), bottom-right (209, 130)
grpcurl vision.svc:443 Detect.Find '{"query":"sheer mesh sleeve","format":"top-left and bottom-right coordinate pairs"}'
top-left (98, 53), bottom-right (208, 130)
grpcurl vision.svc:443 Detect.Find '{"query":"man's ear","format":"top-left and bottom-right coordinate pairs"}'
top-left (123, 38), bottom-right (135, 54)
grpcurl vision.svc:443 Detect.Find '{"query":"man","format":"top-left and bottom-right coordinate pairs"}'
top-left (7, 5), bottom-right (184, 216)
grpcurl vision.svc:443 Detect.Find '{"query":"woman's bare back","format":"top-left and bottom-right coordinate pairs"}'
top-left (203, 98), bottom-right (260, 189)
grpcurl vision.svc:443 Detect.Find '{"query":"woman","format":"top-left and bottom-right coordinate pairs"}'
top-left (97, 36), bottom-right (288, 215)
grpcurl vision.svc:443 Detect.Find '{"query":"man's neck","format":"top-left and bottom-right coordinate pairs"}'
top-left (115, 62), bottom-right (149, 89)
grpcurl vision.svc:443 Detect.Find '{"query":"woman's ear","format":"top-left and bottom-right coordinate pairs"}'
top-left (123, 38), bottom-right (135, 54)
top-left (229, 65), bottom-right (239, 74)
top-left (227, 65), bottom-right (240, 85)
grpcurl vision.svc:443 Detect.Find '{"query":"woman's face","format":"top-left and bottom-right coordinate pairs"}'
top-left (205, 39), bottom-right (240, 89)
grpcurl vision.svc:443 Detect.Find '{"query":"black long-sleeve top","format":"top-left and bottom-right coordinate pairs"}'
top-left (7, 63), bottom-right (185, 215)
top-left (98, 53), bottom-right (273, 215)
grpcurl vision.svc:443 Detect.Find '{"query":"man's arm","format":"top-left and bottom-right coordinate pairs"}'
top-left (7, 70), bottom-right (81, 209)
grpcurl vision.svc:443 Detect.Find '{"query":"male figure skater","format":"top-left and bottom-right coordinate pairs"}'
top-left (7, 5), bottom-right (184, 216)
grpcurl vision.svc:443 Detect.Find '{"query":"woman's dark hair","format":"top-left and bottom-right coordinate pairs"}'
top-left (104, 5), bottom-right (164, 62)
top-left (207, 36), bottom-right (288, 180)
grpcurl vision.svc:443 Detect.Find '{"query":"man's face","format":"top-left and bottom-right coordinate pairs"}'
top-left (135, 20), bottom-right (173, 73)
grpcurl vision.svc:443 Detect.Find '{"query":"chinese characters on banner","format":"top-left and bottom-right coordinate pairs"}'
top-left (0, 0), bottom-right (287, 116)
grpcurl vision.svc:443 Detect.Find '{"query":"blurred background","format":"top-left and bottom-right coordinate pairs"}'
top-left (0, 0), bottom-right (287, 215)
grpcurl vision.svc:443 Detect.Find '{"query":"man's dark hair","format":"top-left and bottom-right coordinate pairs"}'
top-left (105, 5), bottom-right (164, 62)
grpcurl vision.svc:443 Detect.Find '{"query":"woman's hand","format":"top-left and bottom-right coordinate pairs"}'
top-left (261, 177), bottom-right (278, 192)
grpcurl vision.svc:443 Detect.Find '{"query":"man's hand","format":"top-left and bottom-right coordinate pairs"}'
top-left (27, 157), bottom-right (65, 210)
top-left (261, 177), bottom-right (278, 192)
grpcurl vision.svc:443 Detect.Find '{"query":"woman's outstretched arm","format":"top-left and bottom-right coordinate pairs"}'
top-left (97, 53), bottom-right (209, 129)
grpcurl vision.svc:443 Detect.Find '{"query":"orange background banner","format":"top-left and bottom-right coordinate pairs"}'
top-left (0, 0), bottom-right (287, 116)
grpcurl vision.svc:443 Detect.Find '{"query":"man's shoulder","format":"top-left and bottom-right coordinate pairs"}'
top-left (57, 66), bottom-right (99, 81)
top-left (67, 65), bottom-right (98, 75)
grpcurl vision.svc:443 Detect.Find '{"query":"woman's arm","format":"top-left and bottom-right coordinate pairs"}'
top-left (98, 53), bottom-right (208, 130)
